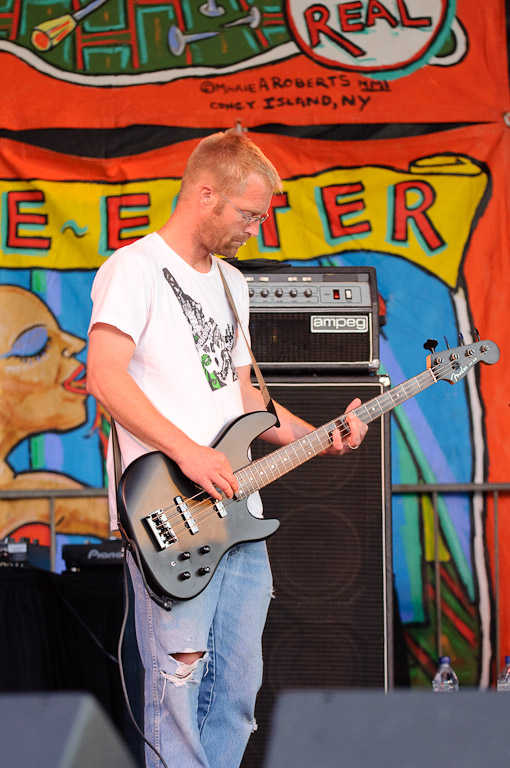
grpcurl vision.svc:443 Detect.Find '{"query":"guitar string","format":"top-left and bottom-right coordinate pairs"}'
top-left (149, 358), bottom-right (451, 539)
top-left (143, 353), bottom-right (464, 541)
top-left (148, 410), bottom-right (378, 539)
top-left (151, 419), bottom-right (341, 538)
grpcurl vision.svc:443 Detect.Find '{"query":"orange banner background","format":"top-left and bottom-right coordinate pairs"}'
top-left (0, 0), bottom-right (507, 129)
top-left (1, 0), bottom-right (510, 694)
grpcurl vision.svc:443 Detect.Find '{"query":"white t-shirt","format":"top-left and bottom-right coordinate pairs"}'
top-left (88, 231), bottom-right (262, 527)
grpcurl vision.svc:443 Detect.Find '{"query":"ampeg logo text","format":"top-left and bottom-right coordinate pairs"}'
top-left (311, 315), bottom-right (368, 333)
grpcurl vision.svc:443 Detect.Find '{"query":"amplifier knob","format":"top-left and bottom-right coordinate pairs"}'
top-left (304, 288), bottom-right (312, 297)
top-left (261, 289), bottom-right (269, 297)
top-left (275, 288), bottom-right (283, 297)
top-left (248, 288), bottom-right (254, 297)
top-left (289, 288), bottom-right (298, 297)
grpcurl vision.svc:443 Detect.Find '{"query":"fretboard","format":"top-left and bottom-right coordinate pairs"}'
top-left (235, 367), bottom-right (437, 499)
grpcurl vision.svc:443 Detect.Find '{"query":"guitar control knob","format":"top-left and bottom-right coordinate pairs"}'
top-left (179, 571), bottom-right (191, 580)
top-left (200, 546), bottom-right (211, 554)
top-left (181, 551), bottom-right (191, 560)
top-left (198, 567), bottom-right (211, 576)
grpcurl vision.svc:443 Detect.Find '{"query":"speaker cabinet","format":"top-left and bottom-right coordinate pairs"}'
top-left (242, 376), bottom-right (392, 768)
top-left (264, 690), bottom-right (509, 768)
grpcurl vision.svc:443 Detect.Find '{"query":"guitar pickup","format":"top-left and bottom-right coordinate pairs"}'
top-left (175, 495), bottom-right (199, 534)
top-left (144, 509), bottom-right (177, 550)
top-left (213, 499), bottom-right (227, 518)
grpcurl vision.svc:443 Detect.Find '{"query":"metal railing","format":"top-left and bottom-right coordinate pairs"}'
top-left (3, 482), bottom-right (510, 675)
top-left (0, 488), bottom-right (108, 571)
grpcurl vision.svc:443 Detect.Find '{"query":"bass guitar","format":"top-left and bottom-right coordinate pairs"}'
top-left (117, 337), bottom-right (499, 602)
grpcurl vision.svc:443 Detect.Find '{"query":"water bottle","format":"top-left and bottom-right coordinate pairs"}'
top-left (497, 656), bottom-right (510, 691)
top-left (432, 656), bottom-right (459, 692)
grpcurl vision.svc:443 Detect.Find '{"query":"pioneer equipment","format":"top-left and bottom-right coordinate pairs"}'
top-left (62, 538), bottom-right (123, 571)
top-left (0, 538), bottom-right (50, 569)
top-left (243, 265), bottom-right (380, 371)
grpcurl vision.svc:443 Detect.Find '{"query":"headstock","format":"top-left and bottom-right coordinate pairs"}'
top-left (424, 338), bottom-right (500, 384)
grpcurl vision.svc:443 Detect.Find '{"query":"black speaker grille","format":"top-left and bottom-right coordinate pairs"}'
top-left (249, 312), bottom-right (373, 365)
top-left (242, 378), bottom-right (391, 768)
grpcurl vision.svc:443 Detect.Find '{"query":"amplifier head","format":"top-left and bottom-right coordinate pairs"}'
top-left (241, 265), bottom-right (380, 371)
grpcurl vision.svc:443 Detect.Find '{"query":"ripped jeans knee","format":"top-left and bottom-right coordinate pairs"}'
top-left (160, 651), bottom-right (209, 699)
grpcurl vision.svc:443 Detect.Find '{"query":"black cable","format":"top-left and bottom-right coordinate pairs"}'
top-left (127, 534), bottom-right (173, 612)
top-left (51, 576), bottom-right (119, 665)
top-left (54, 548), bottom-right (171, 766)
top-left (117, 548), bottom-right (170, 768)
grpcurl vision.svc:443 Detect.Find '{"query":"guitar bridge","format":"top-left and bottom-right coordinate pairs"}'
top-left (144, 509), bottom-right (178, 550)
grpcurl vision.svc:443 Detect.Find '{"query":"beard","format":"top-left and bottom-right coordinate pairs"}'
top-left (196, 205), bottom-right (247, 258)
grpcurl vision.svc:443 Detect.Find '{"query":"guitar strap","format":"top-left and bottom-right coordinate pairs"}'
top-left (110, 262), bottom-right (279, 501)
top-left (111, 417), bottom-right (122, 504)
top-left (218, 262), bottom-right (280, 428)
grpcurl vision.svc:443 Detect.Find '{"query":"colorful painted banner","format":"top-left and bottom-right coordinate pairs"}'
top-left (0, 0), bottom-right (507, 129)
top-left (0, 152), bottom-right (489, 282)
top-left (1, 122), bottom-right (509, 684)
top-left (0, 132), bottom-right (493, 281)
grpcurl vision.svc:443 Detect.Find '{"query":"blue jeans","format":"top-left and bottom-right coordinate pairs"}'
top-left (128, 541), bottom-right (273, 768)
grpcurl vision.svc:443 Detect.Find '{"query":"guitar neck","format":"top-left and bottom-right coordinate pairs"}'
top-left (235, 367), bottom-right (437, 499)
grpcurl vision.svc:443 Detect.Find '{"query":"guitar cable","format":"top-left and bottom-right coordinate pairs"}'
top-left (53, 541), bottom-right (170, 767)
top-left (51, 576), bottom-right (119, 665)
top-left (118, 522), bottom-right (173, 612)
top-left (117, 545), bottom-right (171, 768)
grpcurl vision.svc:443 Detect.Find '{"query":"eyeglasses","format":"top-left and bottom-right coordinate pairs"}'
top-left (218, 191), bottom-right (269, 225)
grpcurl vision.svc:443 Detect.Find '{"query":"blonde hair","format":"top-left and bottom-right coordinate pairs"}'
top-left (180, 128), bottom-right (282, 197)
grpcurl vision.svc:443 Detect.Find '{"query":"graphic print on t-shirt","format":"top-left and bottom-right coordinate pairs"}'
top-left (163, 268), bottom-right (238, 391)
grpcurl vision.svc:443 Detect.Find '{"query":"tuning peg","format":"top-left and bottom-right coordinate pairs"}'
top-left (423, 339), bottom-right (438, 354)
top-left (443, 335), bottom-right (450, 350)
top-left (474, 328), bottom-right (481, 342)
top-left (168, 25), bottom-right (219, 56)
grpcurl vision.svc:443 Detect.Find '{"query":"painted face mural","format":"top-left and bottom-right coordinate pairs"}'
top-left (0, 285), bottom-right (109, 544)
top-left (0, 285), bottom-right (87, 439)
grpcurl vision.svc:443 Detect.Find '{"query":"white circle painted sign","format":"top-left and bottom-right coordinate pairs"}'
top-left (286, 0), bottom-right (455, 77)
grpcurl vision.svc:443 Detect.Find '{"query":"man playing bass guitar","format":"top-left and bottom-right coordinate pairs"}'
top-left (87, 128), bottom-right (368, 768)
